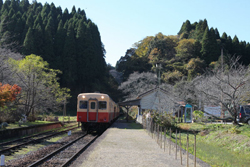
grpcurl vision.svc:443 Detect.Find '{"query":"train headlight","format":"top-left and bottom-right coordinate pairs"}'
top-left (101, 96), bottom-right (104, 99)
top-left (82, 95), bottom-right (85, 99)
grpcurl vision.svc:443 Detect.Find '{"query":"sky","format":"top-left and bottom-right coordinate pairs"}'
top-left (37, 0), bottom-right (250, 66)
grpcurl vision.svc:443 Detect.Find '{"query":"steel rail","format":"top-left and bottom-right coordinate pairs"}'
top-left (28, 133), bottom-right (87, 167)
top-left (0, 126), bottom-right (79, 155)
top-left (61, 135), bottom-right (99, 167)
top-left (0, 123), bottom-right (77, 147)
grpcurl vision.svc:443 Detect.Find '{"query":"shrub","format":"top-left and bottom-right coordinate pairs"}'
top-left (151, 110), bottom-right (175, 128)
top-left (0, 122), bottom-right (8, 129)
top-left (193, 110), bottom-right (204, 122)
top-left (0, 105), bottom-right (21, 123)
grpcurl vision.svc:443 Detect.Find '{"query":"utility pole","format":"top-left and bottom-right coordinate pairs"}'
top-left (63, 96), bottom-right (66, 124)
top-left (221, 47), bottom-right (225, 122)
top-left (156, 63), bottom-right (162, 86)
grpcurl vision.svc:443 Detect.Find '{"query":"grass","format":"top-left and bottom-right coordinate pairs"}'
top-left (1, 120), bottom-right (55, 130)
top-left (5, 128), bottom-right (81, 162)
top-left (127, 122), bottom-right (143, 129)
top-left (1, 116), bottom-right (77, 130)
top-left (170, 122), bottom-right (250, 167)
top-left (57, 116), bottom-right (77, 122)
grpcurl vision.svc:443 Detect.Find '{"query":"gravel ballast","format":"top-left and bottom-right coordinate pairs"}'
top-left (71, 122), bottom-right (210, 167)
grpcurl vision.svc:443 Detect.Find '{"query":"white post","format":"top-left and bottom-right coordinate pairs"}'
top-left (68, 130), bottom-right (71, 136)
top-left (1, 155), bottom-right (5, 166)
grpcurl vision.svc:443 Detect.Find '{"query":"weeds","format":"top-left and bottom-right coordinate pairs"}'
top-left (175, 123), bottom-right (250, 167)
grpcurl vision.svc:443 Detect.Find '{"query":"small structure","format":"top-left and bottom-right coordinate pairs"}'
top-left (184, 104), bottom-right (193, 123)
top-left (119, 87), bottom-right (174, 123)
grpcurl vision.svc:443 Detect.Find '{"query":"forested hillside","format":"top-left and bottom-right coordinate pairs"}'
top-left (116, 19), bottom-right (250, 84)
top-left (1, 0), bottom-right (250, 112)
top-left (0, 0), bottom-right (121, 111)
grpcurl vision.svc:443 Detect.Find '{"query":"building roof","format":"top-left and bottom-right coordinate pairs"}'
top-left (137, 86), bottom-right (169, 99)
top-left (118, 86), bottom-right (169, 107)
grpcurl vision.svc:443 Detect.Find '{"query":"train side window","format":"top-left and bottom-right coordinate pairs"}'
top-left (79, 101), bottom-right (87, 109)
top-left (99, 101), bottom-right (107, 109)
top-left (91, 102), bottom-right (96, 109)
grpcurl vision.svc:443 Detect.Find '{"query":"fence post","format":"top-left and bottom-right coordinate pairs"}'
top-left (153, 123), bottom-right (155, 139)
top-left (164, 127), bottom-right (166, 152)
top-left (194, 133), bottom-right (196, 167)
top-left (180, 130), bottom-right (182, 165)
top-left (151, 119), bottom-right (153, 138)
top-left (187, 132), bottom-right (189, 167)
top-left (158, 125), bottom-right (160, 146)
top-left (169, 128), bottom-right (171, 155)
top-left (175, 129), bottom-right (177, 160)
top-left (154, 123), bottom-right (156, 140)
top-left (160, 126), bottom-right (162, 149)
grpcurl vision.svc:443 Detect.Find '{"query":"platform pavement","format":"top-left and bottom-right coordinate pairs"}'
top-left (73, 121), bottom-right (210, 167)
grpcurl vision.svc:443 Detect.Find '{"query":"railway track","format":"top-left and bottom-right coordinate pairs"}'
top-left (28, 133), bottom-right (98, 167)
top-left (0, 124), bottom-right (79, 155)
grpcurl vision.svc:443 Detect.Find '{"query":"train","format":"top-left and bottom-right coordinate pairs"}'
top-left (77, 92), bottom-right (120, 132)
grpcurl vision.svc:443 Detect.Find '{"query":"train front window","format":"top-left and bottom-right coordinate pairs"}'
top-left (91, 102), bottom-right (96, 109)
top-left (99, 101), bottom-right (107, 109)
top-left (79, 101), bottom-right (87, 109)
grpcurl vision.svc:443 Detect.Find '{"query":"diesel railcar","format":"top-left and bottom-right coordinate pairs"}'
top-left (77, 93), bottom-right (119, 132)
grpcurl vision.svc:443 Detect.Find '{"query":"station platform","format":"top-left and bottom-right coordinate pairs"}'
top-left (72, 120), bottom-right (210, 167)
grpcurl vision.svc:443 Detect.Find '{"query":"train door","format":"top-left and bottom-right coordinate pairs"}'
top-left (87, 99), bottom-right (98, 122)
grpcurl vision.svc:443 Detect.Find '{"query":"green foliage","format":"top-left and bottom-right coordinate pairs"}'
top-left (0, 105), bottom-right (20, 123)
top-left (193, 110), bottom-right (204, 121)
top-left (0, 1), bottom-right (118, 111)
top-left (176, 123), bottom-right (250, 167)
top-left (228, 126), bottom-right (241, 134)
top-left (8, 54), bottom-right (71, 117)
top-left (151, 110), bottom-right (175, 128)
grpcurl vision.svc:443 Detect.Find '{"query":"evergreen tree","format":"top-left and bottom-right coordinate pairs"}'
top-left (200, 27), bottom-right (219, 65)
top-left (1, 0), bottom-right (10, 14)
top-left (10, 0), bottom-right (19, 12)
top-left (53, 19), bottom-right (65, 71)
top-left (33, 22), bottom-right (44, 55)
top-left (43, 16), bottom-right (55, 65)
top-left (33, 13), bottom-right (43, 30)
top-left (14, 16), bottom-right (25, 46)
top-left (178, 20), bottom-right (192, 36)
top-left (232, 35), bottom-right (241, 56)
top-left (71, 5), bottom-right (76, 16)
top-left (76, 19), bottom-right (87, 85)
top-left (0, 0), bottom-right (3, 11)
top-left (221, 32), bottom-right (227, 44)
top-left (214, 28), bottom-right (220, 39)
top-left (20, 0), bottom-right (29, 13)
top-left (62, 22), bottom-right (77, 87)
top-left (62, 8), bottom-right (68, 24)
top-left (226, 35), bottom-right (233, 55)
top-left (193, 19), bottom-right (208, 41)
top-left (23, 27), bottom-right (35, 55)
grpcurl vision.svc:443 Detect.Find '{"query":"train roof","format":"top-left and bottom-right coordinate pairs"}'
top-left (77, 93), bottom-right (117, 103)
top-left (78, 92), bottom-right (109, 97)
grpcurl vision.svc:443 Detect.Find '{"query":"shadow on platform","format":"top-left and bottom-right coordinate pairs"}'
top-left (111, 120), bottom-right (143, 129)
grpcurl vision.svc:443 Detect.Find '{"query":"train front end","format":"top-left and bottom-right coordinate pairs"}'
top-left (77, 93), bottom-right (112, 132)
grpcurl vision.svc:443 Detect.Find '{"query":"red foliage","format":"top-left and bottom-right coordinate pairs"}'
top-left (0, 83), bottom-right (21, 107)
